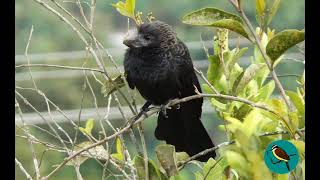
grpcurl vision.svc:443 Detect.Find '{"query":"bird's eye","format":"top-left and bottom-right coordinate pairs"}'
top-left (144, 35), bottom-right (151, 40)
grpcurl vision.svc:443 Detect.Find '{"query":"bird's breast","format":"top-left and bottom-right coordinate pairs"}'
top-left (126, 58), bottom-right (180, 104)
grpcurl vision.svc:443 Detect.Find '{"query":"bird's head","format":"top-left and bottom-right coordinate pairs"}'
top-left (123, 21), bottom-right (177, 49)
top-left (271, 145), bottom-right (279, 150)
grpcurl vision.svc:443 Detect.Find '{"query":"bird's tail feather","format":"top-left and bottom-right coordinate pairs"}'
top-left (155, 100), bottom-right (216, 162)
top-left (285, 162), bottom-right (290, 171)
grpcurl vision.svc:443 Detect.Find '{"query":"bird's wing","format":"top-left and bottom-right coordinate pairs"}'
top-left (172, 39), bottom-right (202, 97)
top-left (124, 72), bottom-right (135, 89)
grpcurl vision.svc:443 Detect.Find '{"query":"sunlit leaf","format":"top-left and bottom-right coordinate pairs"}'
top-left (289, 140), bottom-right (305, 155)
top-left (79, 119), bottom-right (95, 137)
top-left (194, 172), bottom-right (204, 180)
top-left (211, 98), bottom-right (227, 110)
top-left (182, 8), bottom-right (250, 39)
top-left (225, 151), bottom-right (249, 173)
top-left (256, 0), bottom-right (266, 17)
top-left (266, 29), bottom-right (305, 63)
top-left (112, 0), bottom-right (135, 18)
top-left (202, 158), bottom-right (225, 180)
top-left (252, 80), bottom-right (275, 102)
top-left (286, 90), bottom-right (305, 116)
top-left (85, 118), bottom-right (94, 135)
top-left (226, 47), bottom-right (248, 72)
top-left (232, 63), bottom-right (266, 94)
top-left (111, 138), bottom-right (124, 161)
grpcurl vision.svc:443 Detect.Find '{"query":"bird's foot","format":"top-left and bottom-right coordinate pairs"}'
top-left (159, 99), bottom-right (180, 118)
top-left (160, 104), bottom-right (169, 118)
top-left (128, 101), bottom-right (152, 127)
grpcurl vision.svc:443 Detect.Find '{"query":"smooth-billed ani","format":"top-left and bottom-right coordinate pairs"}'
top-left (123, 21), bottom-right (216, 161)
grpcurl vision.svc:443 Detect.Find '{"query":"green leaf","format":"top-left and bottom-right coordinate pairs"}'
top-left (211, 98), bottom-right (227, 110)
top-left (101, 74), bottom-right (126, 97)
top-left (133, 155), bottom-right (166, 180)
top-left (176, 152), bottom-right (189, 163)
top-left (85, 118), bottom-right (94, 135)
top-left (111, 138), bottom-right (124, 161)
top-left (289, 112), bottom-right (299, 130)
top-left (252, 80), bottom-right (275, 102)
top-left (225, 151), bottom-right (249, 172)
top-left (207, 55), bottom-right (222, 84)
top-left (267, 98), bottom-right (287, 117)
top-left (229, 63), bottom-right (244, 90)
top-left (201, 84), bottom-right (215, 94)
top-left (194, 172), bottom-right (204, 180)
top-left (202, 158), bottom-right (224, 179)
top-left (267, 0), bottom-right (281, 25)
top-left (289, 140), bottom-right (305, 155)
top-left (266, 29), bottom-right (305, 63)
top-left (182, 8), bottom-right (250, 39)
top-left (79, 127), bottom-right (87, 135)
top-left (256, 0), bottom-right (266, 17)
top-left (79, 119), bottom-right (95, 137)
top-left (232, 63), bottom-right (266, 94)
top-left (226, 47), bottom-right (248, 72)
top-left (112, 0), bottom-right (135, 18)
top-left (155, 144), bottom-right (178, 177)
top-left (286, 90), bottom-right (305, 116)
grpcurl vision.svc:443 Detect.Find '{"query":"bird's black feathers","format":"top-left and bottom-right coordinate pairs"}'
top-left (123, 21), bottom-right (216, 161)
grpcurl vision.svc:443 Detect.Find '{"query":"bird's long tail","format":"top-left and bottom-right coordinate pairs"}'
top-left (285, 162), bottom-right (290, 171)
top-left (154, 98), bottom-right (216, 162)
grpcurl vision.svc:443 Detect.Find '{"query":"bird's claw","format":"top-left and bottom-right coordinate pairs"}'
top-left (160, 104), bottom-right (168, 118)
top-left (128, 107), bottom-right (149, 127)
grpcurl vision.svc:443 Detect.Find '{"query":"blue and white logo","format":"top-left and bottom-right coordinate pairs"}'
top-left (264, 140), bottom-right (299, 174)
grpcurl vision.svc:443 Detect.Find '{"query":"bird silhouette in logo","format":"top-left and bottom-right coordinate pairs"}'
top-left (269, 145), bottom-right (297, 171)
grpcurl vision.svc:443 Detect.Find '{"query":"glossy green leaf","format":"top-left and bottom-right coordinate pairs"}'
top-left (155, 144), bottom-right (178, 177)
top-left (266, 29), bottom-right (305, 63)
top-left (182, 8), bottom-right (250, 39)
top-left (101, 74), bottom-right (126, 97)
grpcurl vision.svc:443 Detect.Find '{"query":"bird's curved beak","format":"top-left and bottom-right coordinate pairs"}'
top-left (123, 30), bottom-right (142, 48)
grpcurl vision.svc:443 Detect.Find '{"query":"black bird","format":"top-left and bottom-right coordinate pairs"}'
top-left (123, 21), bottom-right (216, 161)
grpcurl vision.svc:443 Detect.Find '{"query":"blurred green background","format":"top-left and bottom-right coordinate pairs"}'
top-left (15, 0), bottom-right (304, 179)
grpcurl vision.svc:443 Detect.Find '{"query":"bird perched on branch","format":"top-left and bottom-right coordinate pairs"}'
top-left (123, 20), bottom-right (216, 161)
